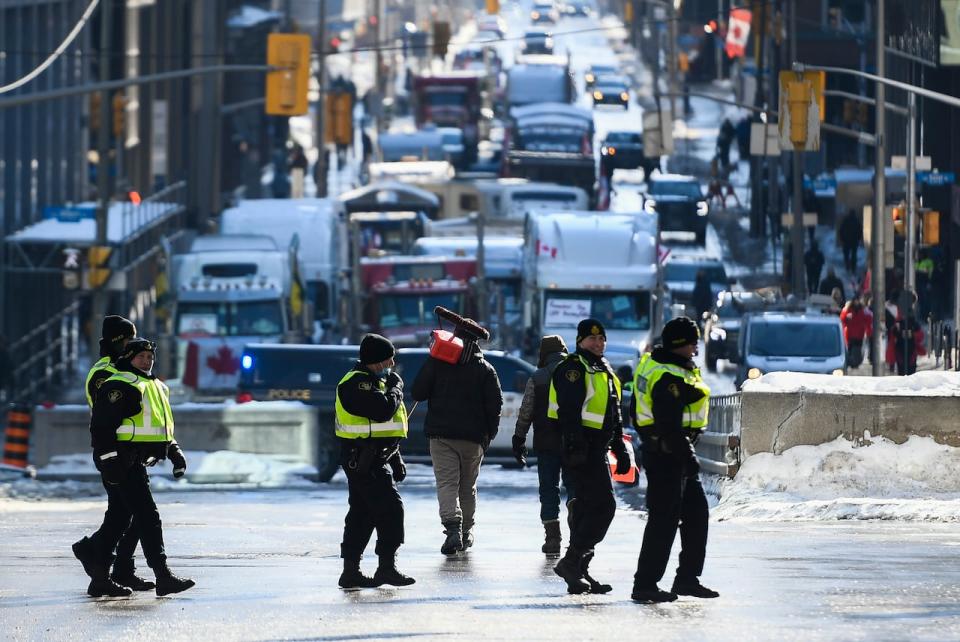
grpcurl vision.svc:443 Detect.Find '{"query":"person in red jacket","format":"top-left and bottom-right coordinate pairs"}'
top-left (840, 297), bottom-right (872, 368)
top-left (884, 293), bottom-right (926, 375)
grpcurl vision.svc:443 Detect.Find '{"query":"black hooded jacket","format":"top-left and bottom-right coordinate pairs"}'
top-left (411, 342), bottom-right (503, 445)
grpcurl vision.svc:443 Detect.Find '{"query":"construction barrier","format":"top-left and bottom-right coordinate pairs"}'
top-left (2, 403), bottom-right (32, 468)
top-left (696, 394), bottom-right (741, 477)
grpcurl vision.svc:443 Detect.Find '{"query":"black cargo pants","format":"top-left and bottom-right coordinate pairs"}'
top-left (89, 464), bottom-right (167, 569)
top-left (340, 450), bottom-right (404, 561)
top-left (564, 442), bottom-right (616, 552)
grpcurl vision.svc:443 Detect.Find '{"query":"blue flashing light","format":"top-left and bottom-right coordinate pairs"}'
top-left (241, 354), bottom-right (253, 370)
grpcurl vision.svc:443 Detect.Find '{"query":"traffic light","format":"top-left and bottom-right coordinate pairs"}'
top-left (112, 92), bottom-right (126, 138)
top-left (485, 0), bottom-right (499, 14)
top-left (922, 210), bottom-right (941, 245)
top-left (329, 36), bottom-right (341, 53)
top-left (89, 93), bottom-right (101, 132)
top-left (842, 99), bottom-right (855, 124)
top-left (433, 21), bottom-right (451, 57)
top-left (786, 80), bottom-right (812, 147)
top-left (891, 204), bottom-right (905, 236)
top-left (324, 92), bottom-right (354, 146)
top-left (625, 1), bottom-right (634, 23)
top-left (265, 33), bottom-right (311, 116)
top-left (856, 102), bottom-right (869, 127)
top-left (86, 245), bottom-right (112, 289)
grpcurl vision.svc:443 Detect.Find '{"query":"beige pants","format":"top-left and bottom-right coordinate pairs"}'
top-left (429, 438), bottom-right (484, 532)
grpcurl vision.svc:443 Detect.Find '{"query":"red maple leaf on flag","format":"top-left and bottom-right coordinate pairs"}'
top-left (207, 345), bottom-right (240, 376)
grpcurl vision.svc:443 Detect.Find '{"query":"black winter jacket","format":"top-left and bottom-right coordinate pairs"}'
top-left (411, 343), bottom-right (503, 445)
top-left (645, 347), bottom-right (704, 470)
top-left (514, 350), bottom-right (565, 453)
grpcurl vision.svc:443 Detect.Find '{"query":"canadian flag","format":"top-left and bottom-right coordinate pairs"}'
top-left (536, 240), bottom-right (558, 258)
top-left (725, 8), bottom-right (752, 59)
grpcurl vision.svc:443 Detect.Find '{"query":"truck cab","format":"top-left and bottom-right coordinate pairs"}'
top-left (412, 71), bottom-right (485, 165)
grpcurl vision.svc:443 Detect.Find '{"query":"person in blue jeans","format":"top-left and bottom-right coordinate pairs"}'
top-left (512, 335), bottom-right (573, 557)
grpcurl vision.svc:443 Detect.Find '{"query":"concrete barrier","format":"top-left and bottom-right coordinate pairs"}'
top-left (30, 401), bottom-right (320, 468)
top-left (739, 391), bottom-right (960, 456)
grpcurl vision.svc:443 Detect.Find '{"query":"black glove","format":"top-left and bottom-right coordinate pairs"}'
top-left (385, 371), bottom-right (403, 390)
top-left (167, 443), bottom-right (187, 479)
top-left (95, 451), bottom-right (125, 486)
top-left (388, 452), bottom-right (406, 482)
top-left (562, 430), bottom-right (587, 467)
top-left (511, 435), bottom-right (527, 466)
top-left (611, 438), bottom-right (631, 476)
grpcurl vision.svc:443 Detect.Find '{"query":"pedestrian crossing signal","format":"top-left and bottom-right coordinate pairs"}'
top-left (265, 33), bottom-right (311, 116)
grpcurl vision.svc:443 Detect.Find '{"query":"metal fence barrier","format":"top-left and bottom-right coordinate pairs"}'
top-left (8, 301), bottom-right (81, 405)
top-left (697, 393), bottom-right (741, 477)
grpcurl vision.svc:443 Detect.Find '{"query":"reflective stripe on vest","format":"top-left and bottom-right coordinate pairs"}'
top-left (638, 360), bottom-right (711, 431)
top-left (105, 371), bottom-right (175, 443)
top-left (546, 353), bottom-right (621, 430)
top-left (632, 353), bottom-right (657, 427)
top-left (334, 370), bottom-right (408, 439)
top-left (84, 357), bottom-right (117, 408)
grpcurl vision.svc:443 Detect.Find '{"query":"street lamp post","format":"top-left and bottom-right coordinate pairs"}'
top-left (873, 0), bottom-right (886, 377)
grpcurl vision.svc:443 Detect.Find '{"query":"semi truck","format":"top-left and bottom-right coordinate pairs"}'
top-left (522, 211), bottom-right (659, 370)
top-left (412, 71), bottom-right (484, 165)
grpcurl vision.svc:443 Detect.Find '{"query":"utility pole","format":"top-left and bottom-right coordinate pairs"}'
top-left (91, 0), bottom-right (113, 357)
top-left (872, 0), bottom-right (886, 376)
top-left (789, 0), bottom-right (804, 296)
top-left (904, 92), bottom-right (916, 293)
top-left (667, 2), bottom-right (679, 118)
top-left (315, 0), bottom-right (328, 197)
top-left (374, 0), bottom-right (383, 134)
top-left (716, 0), bottom-right (724, 82)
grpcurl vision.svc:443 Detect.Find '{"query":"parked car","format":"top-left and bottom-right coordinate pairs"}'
top-left (592, 75), bottom-right (630, 108)
top-left (600, 130), bottom-right (659, 178)
top-left (643, 174), bottom-right (710, 244)
top-left (702, 291), bottom-right (771, 372)
top-left (663, 255), bottom-right (730, 307)
top-left (735, 312), bottom-right (846, 389)
top-left (237, 344), bottom-right (534, 481)
top-left (584, 64), bottom-right (617, 89)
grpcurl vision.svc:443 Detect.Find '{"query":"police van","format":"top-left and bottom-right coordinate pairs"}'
top-left (237, 344), bottom-right (534, 481)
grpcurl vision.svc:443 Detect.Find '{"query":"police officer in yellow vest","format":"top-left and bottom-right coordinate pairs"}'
top-left (73, 338), bottom-right (194, 598)
top-left (549, 319), bottom-right (631, 595)
top-left (631, 317), bottom-right (718, 603)
top-left (74, 315), bottom-right (156, 595)
top-left (335, 333), bottom-right (415, 589)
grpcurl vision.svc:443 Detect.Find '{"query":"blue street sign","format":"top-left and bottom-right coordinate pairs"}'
top-left (42, 204), bottom-right (97, 222)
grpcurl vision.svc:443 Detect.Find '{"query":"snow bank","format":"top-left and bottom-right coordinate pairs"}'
top-left (742, 370), bottom-right (960, 396)
top-left (715, 435), bottom-right (960, 521)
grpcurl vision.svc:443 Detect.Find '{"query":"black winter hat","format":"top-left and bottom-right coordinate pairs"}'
top-left (662, 316), bottom-right (700, 348)
top-left (359, 333), bottom-right (395, 365)
top-left (116, 337), bottom-right (157, 364)
top-left (99, 315), bottom-right (137, 358)
top-left (576, 318), bottom-right (606, 345)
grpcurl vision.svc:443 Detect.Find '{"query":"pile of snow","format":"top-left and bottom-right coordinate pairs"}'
top-left (715, 435), bottom-right (960, 521)
top-left (742, 371), bottom-right (960, 396)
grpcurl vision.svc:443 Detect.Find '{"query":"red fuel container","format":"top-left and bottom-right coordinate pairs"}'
top-left (429, 329), bottom-right (464, 364)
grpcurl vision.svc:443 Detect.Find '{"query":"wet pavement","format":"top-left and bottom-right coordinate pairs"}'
top-left (2, 467), bottom-right (959, 641)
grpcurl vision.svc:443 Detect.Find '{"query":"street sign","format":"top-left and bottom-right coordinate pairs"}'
top-left (749, 123), bottom-right (780, 156)
top-left (918, 171), bottom-right (956, 185)
top-left (892, 155), bottom-right (932, 171)
top-left (778, 70), bottom-right (825, 152)
top-left (642, 110), bottom-right (673, 156)
top-left (42, 204), bottom-right (96, 222)
top-left (780, 212), bottom-right (818, 228)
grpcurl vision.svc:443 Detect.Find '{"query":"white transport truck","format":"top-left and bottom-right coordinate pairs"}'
top-left (522, 211), bottom-right (659, 370)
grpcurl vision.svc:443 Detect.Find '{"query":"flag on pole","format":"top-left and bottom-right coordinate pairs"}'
top-left (725, 8), bottom-right (752, 59)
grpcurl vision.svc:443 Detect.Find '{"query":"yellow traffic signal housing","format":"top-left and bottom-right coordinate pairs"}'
top-left (433, 21), bottom-right (451, 57)
top-left (324, 92), bottom-right (354, 146)
top-left (485, 0), bottom-right (500, 14)
top-left (87, 245), bottom-right (113, 289)
top-left (922, 210), bottom-right (940, 245)
top-left (624, 0), bottom-right (634, 23)
top-left (112, 92), bottom-right (126, 138)
top-left (842, 99), bottom-right (855, 124)
top-left (787, 80), bottom-right (812, 146)
top-left (265, 33), bottom-right (311, 116)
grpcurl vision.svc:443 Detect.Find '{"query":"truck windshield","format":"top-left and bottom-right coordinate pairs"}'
top-left (379, 293), bottom-right (464, 328)
top-left (664, 263), bottom-right (728, 283)
top-left (177, 301), bottom-right (284, 337)
top-left (543, 292), bottom-right (650, 330)
top-left (426, 93), bottom-right (466, 107)
top-left (650, 181), bottom-right (703, 198)
top-left (748, 322), bottom-right (842, 358)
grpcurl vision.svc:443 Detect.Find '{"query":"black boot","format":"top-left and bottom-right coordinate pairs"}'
top-left (581, 551), bottom-right (612, 594)
top-left (462, 529), bottom-right (475, 550)
top-left (87, 562), bottom-right (132, 598)
top-left (553, 546), bottom-right (591, 594)
top-left (672, 578), bottom-right (719, 598)
top-left (111, 558), bottom-right (156, 592)
top-left (154, 563), bottom-right (196, 596)
top-left (441, 522), bottom-right (462, 555)
top-left (373, 554), bottom-right (415, 587)
top-left (338, 557), bottom-right (379, 589)
top-left (541, 520), bottom-right (562, 557)
top-left (72, 537), bottom-right (107, 581)
top-left (631, 583), bottom-right (677, 603)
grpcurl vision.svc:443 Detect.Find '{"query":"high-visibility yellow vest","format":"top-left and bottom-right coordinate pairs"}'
top-left (632, 352), bottom-right (659, 427)
top-left (546, 353), bottom-right (621, 430)
top-left (638, 360), bottom-right (711, 431)
top-left (334, 370), bottom-right (408, 439)
top-left (85, 357), bottom-right (117, 407)
top-left (104, 371), bottom-right (175, 443)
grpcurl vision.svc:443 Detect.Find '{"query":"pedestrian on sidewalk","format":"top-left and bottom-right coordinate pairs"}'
top-left (513, 335), bottom-right (570, 558)
top-left (804, 240), bottom-right (825, 297)
top-left (839, 208), bottom-right (861, 275)
top-left (412, 319), bottom-right (502, 555)
top-left (72, 338), bottom-right (195, 598)
top-left (818, 267), bottom-right (846, 302)
top-left (288, 143), bottom-right (308, 198)
top-left (885, 292), bottom-right (925, 376)
top-left (691, 270), bottom-right (714, 325)
top-left (840, 297), bottom-right (872, 368)
top-left (715, 119), bottom-right (735, 169)
top-left (549, 319), bottom-right (630, 595)
top-left (632, 317), bottom-right (717, 604)
top-left (334, 334), bottom-right (415, 589)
